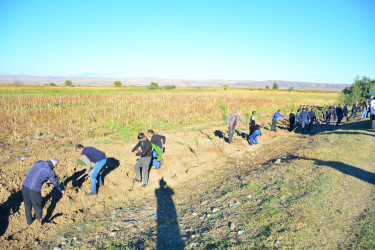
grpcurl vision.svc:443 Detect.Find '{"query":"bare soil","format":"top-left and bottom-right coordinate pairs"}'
top-left (0, 118), bottom-right (374, 249)
top-left (0, 121), bottom-right (286, 248)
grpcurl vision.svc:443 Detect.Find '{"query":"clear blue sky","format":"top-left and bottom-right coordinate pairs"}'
top-left (0, 0), bottom-right (374, 84)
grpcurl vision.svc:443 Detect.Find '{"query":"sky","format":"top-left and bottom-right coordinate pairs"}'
top-left (0, 0), bottom-right (374, 84)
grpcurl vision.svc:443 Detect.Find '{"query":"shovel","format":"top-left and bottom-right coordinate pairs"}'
top-left (72, 173), bottom-right (87, 187)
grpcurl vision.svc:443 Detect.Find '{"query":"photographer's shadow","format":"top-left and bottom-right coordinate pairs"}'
top-left (155, 178), bottom-right (184, 249)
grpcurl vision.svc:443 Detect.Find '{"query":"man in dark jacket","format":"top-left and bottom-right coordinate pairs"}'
top-left (343, 104), bottom-right (349, 121)
top-left (325, 108), bottom-right (331, 123)
top-left (289, 110), bottom-right (296, 132)
top-left (226, 109), bottom-right (245, 143)
top-left (22, 158), bottom-right (65, 226)
top-left (131, 133), bottom-right (152, 187)
top-left (147, 129), bottom-right (166, 169)
top-left (300, 108), bottom-right (310, 134)
top-left (336, 104), bottom-right (343, 126)
top-left (76, 145), bottom-right (107, 196)
top-left (332, 105), bottom-right (337, 121)
top-left (349, 101), bottom-right (359, 119)
top-left (308, 109), bottom-right (316, 131)
top-left (249, 123), bottom-right (262, 145)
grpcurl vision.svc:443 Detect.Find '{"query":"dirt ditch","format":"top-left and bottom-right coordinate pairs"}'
top-left (0, 124), bottom-right (291, 248)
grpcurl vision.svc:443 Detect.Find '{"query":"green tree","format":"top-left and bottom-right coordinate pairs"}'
top-left (150, 81), bottom-right (159, 90)
top-left (265, 85), bottom-right (269, 89)
top-left (114, 80), bottom-right (122, 87)
top-left (288, 87), bottom-right (294, 91)
top-left (273, 82), bottom-right (279, 89)
top-left (65, 80), bottom-right (73, 87)
top-left (164, 85), bottom-right (176, 89)
top-left (341, 76), bottom-right (375, 104)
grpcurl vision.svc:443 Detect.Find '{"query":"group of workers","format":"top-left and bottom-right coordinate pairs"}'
top-left (22, 129), bottom-right (165, 226)
top-left (226, 96), bottom-right (374, 145)
top-left (20, 96), bottom-right (374, 227)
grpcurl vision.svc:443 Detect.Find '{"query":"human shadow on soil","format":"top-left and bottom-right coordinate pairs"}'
top-left (43, 157), bottom-right (120, 223)
top-left (43, 187), bottom-right (63, 223)
top-left (214, 130), bottom-right (228, 142)
top-left (155, 178), bottom-right (184, 249)
top-left (235, 130), bottom-right (247, 139)
top-left (101, 157), bottom-right (120, 183)
top-left (0, 190), bottom-right (23, 237)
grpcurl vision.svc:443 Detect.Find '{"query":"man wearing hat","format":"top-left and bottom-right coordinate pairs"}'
top-left (22, 158), bottom-right (65, 226)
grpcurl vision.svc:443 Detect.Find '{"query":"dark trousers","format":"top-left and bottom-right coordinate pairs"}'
top-left (349, 110), bottom-right (357, 119)
top-left (336, 115), bottom-right (343, 126)
top-left (271, 119), bottom-right (277, 132)
top-left (289, 121), bottom-right (295, 131)
top-left (326, 115), bottom-right (331, 123)
top-left (22, 185), bottom-right (43, 225)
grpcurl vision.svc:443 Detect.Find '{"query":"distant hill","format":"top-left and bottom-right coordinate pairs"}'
top-left (0, 75), bottom-right (349, 91)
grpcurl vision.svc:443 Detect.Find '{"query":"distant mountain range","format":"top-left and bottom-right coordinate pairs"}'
top-left (0, 75), bottom-right (349, 91)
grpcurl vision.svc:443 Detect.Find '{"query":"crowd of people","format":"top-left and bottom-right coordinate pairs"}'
top-left (226, 95), bottom-right (374, 145)
top-left (21, 95), bottom-right (373, 227)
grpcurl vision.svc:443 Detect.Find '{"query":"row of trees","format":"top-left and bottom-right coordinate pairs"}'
top-left (341, 76), bottom-right (375, 104)
top-left (265, 82), bottom-right (279, 89)
top-left (63, 80), bottom-right (176, 89)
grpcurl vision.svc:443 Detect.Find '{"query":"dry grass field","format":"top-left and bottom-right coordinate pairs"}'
top-left (0, 85), bottom-right (339, 146)
top-left (1, 85), bottom-right (373, 249)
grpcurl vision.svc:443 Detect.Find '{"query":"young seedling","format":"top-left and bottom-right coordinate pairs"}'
top-left (218, 100), bottom-right (228, 125)
top-left (151, 143), bottom-right (163, 161)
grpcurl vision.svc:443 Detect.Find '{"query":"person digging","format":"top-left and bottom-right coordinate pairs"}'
top-left (22, 158), bottom-right (66, 227)
top-left (131, 133), bottom-right (152, 187)
top-left (75, 144), bottom-right (107, 196)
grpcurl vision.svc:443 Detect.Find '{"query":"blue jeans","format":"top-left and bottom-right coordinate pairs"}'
top-left (90, 157), bottom-right (107, 193)
top-left (360, 109), bottom-right (368, 119)
top-left (152, 150), bottom-right (161, 168)
top-left (249, 130), bottom-right (261, 145)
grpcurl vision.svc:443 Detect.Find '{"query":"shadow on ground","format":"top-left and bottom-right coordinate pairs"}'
top-left (299, 157), bottom-right (375, 185)
top-left (155, 178), bottom-right (184, 249)
top-left (214, 130), bottom-right (228, 142)
top-left (43, 157), bottom-right (120, 224)
top-left (0, 190), bottom-right (23, 237)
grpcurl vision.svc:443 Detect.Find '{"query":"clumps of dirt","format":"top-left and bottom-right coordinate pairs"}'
top-left (0, 124), bottom-right (294, 247)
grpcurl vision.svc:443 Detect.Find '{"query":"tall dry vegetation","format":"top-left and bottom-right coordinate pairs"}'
top-left (0, 87), bottom-right (339, 144)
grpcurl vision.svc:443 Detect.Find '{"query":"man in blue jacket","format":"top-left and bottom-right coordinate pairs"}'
top-left (76, 145), bottom-right (107, 196)
top-left (22, 158), bottom-right (65, 226)
top-left (271, 110), bottom-right (286, 132)
top-left (300, 108), bottom-right (310, 134)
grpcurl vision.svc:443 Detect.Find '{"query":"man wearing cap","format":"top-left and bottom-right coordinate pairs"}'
top-left (22, 158), bottom-right (65, 226)
top-left (76, 144), bottom-right (107, 196)
top-left (131, 133), bottom-right (152, 187)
